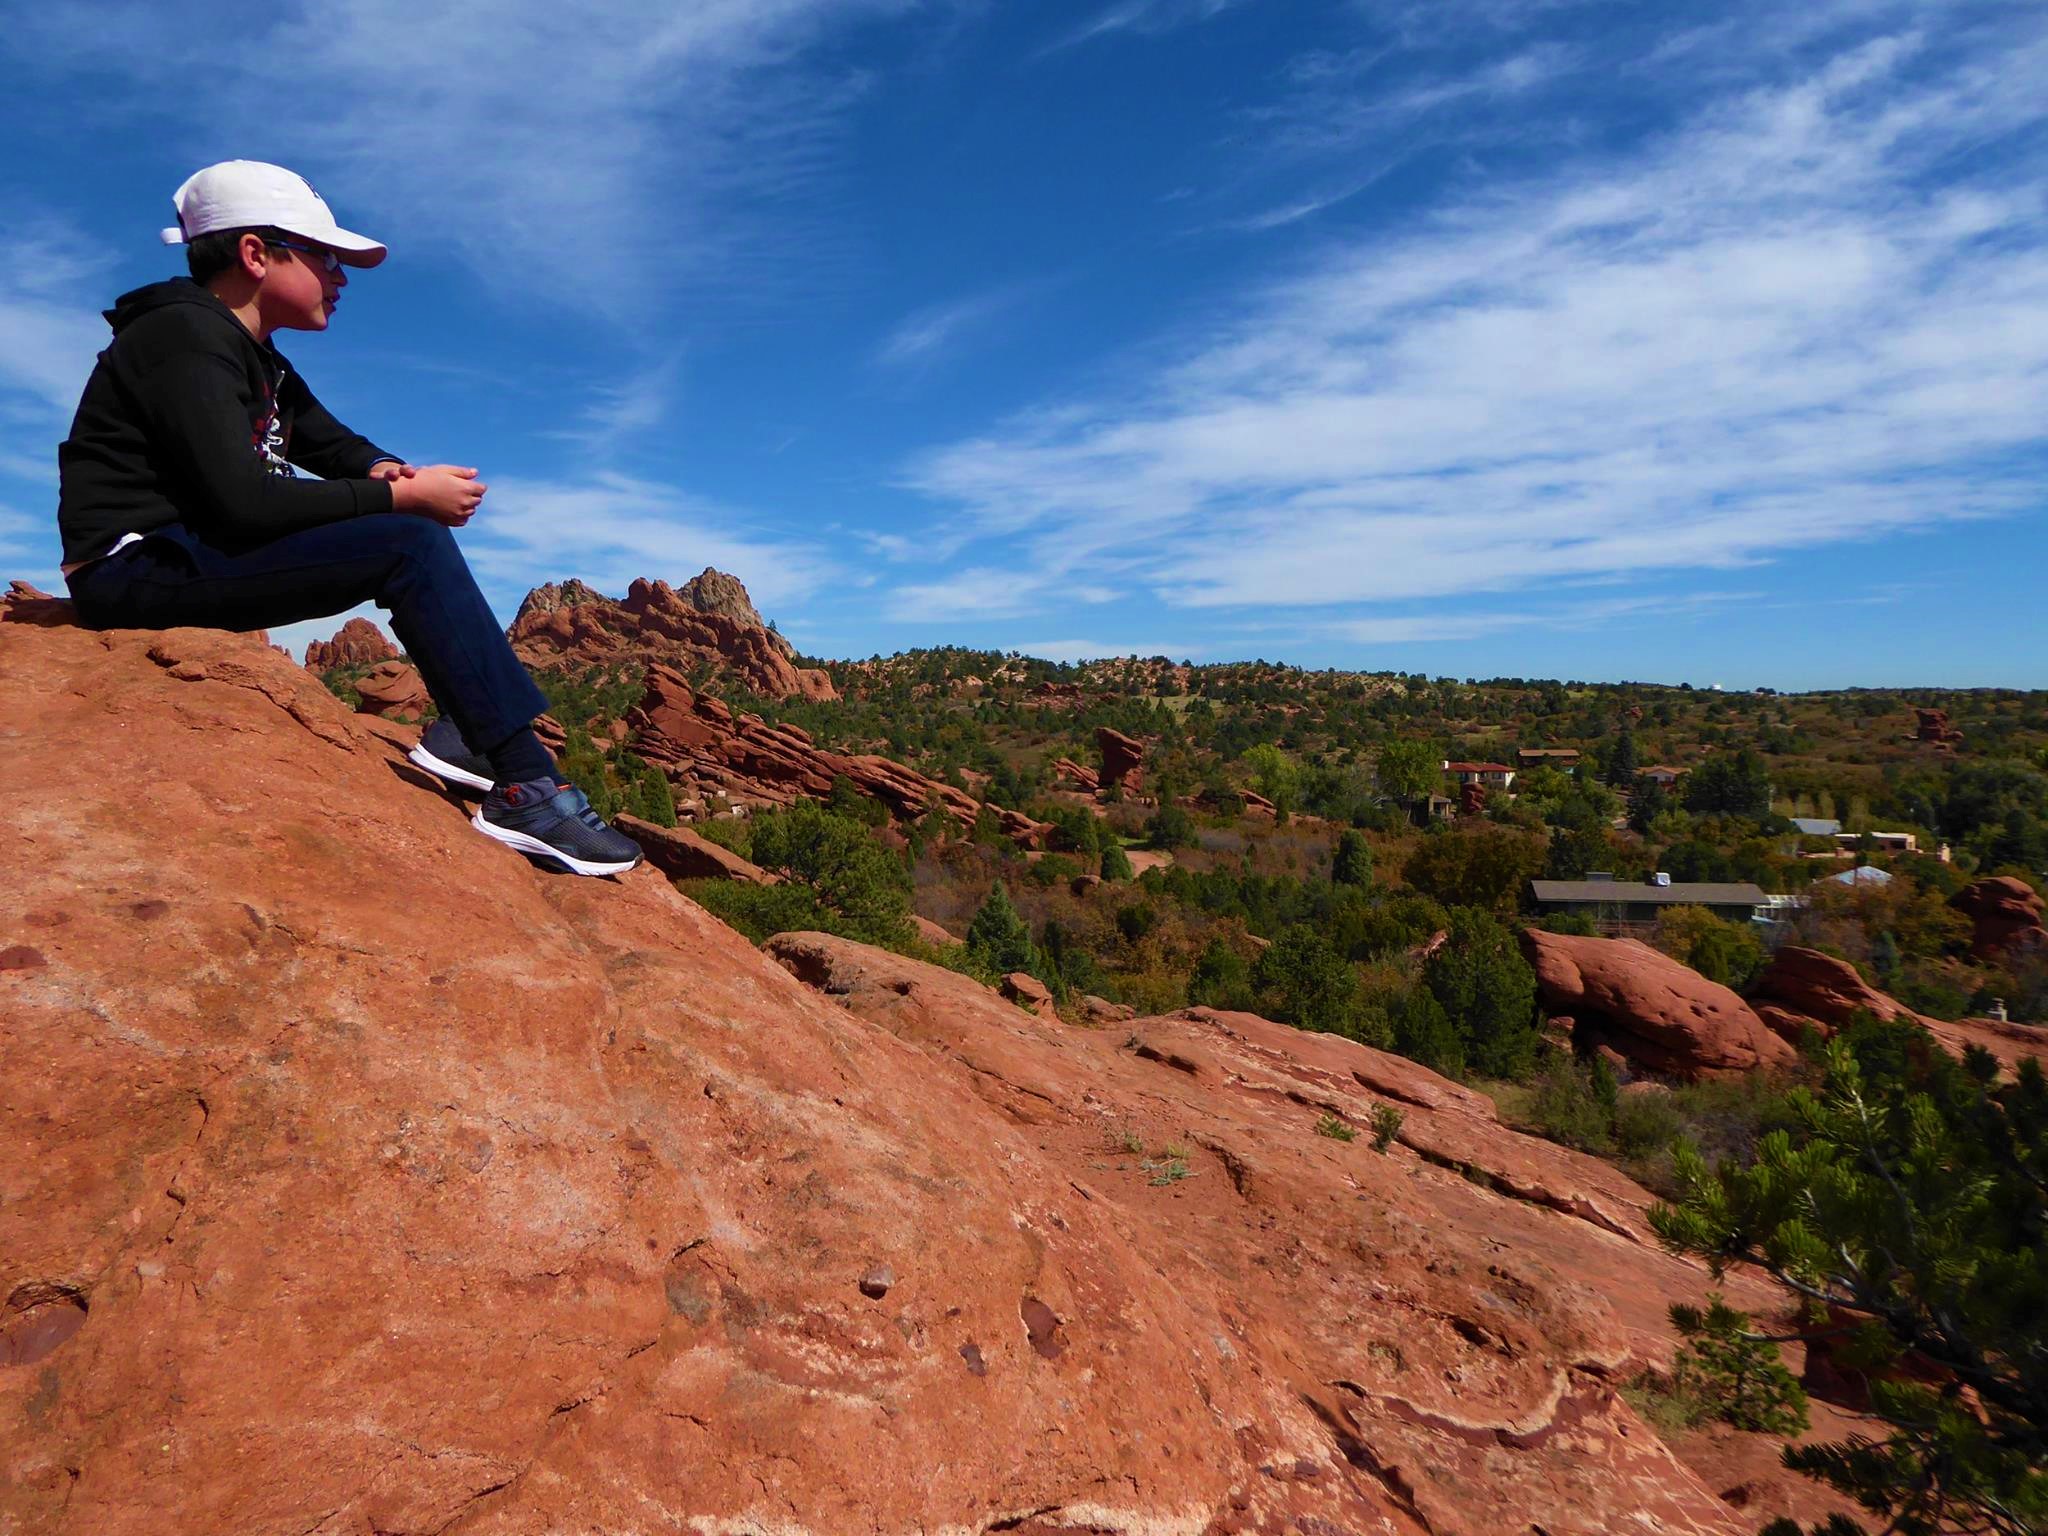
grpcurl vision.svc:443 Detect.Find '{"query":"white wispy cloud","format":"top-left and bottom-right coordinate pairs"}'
top-left (875, 287), bottom-right (1026, 369)
top-left (11, 0), bottom-right (917, 315)
top-left (902, 15), bottom-right (2048, 623)
top-left (463, 470), bottom-right (838, 620)
top-left (0, 219), bottom-right (114, 433)
top-left (1043, 0), bottom-right (1242, 53)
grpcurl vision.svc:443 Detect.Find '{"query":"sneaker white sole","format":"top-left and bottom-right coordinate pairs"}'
top-left (471, 811), bottom-right (641, 877)
top-left (409, 742), bottom-right (495, 793)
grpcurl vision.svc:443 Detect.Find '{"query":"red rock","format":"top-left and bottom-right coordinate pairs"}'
top-left (1950, 876), bottom-right (2046, 960)
top-left (1749, 946), bottom-right (1916, 1038)
top-left (1069, 873), bottom-right (1103, 896)
top-left (1752, 945), bottom-right (2048, 1077)
top-left (614, 815), bottom-right (778, 885)
top-left (1077, 994), bottom-right (1135, 1025)
top-left (1096, 727), bottom-right (1145, 792)
top-left (628, 666), bottom-right (1049, 848)
top-left (1460, 781), bottom-right (1488, 815)
top-left (1001, 971), bottom-right (1056, 1016)
top-left (762, 932), bottom-right (1829, 1532)
top-left (508, 573), bottom-right (837, 702)
top-left (302, 615), bottom-right (398, 671)
top-left (1051, 757), bottom-right (1100, 793)
top-left (1913, 707), bottom-right (1963, 747)
top-left (909, 915), bottom-right (960, 947)
top-left (0, 592), bottom-right (1841, 1535)
top-left (1521, 929), bottom-right (1797, 1079)
top-left (351, 660), bottom-right (430, 719)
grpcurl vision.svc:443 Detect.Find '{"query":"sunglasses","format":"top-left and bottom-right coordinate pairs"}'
top-left (265, 237), bottom-right (343, 274)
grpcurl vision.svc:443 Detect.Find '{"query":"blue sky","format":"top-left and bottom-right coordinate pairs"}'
top-left (1, 0), bottom-right (2043, 688)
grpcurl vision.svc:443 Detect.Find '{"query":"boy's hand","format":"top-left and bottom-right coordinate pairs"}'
top-left (368, 460), bottom-right (417, 482)
top-left (390, 464), bottom-right (486, 526)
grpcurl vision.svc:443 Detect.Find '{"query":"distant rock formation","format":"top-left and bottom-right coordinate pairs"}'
top-left (1096, 726), bottom-right (1145, 792)
top-left (1521, 928), bottom-right (1797, 1079)
top-left (352, 660), bottom-right (429, 719)
top-left (628, 666), bottom-right (1048, 847)
top-left (1751, 944), bottom-right (2046, 1078)
top-left (508, 571), bottom-right (837, 702)
top-left (613, 813), bottom-right (778, 885)
top-left (303, 616), bottom-right (398, 671)
top-left (1914, 706), bottom-right (1963, 749)
top-left (1950, 876), bottom-right (2047, 959)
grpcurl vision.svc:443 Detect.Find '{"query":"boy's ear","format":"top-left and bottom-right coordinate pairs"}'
top-left (236, 232), bottom-right (272, 282)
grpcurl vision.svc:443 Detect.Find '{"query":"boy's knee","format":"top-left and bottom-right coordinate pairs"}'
top-left (362, 513), bottom-right (459, 567)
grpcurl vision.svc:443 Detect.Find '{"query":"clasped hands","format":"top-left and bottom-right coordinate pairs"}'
top-left (372, 459), bottom-right (487, 527)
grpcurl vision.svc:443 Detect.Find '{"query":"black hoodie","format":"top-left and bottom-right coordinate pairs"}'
top-left (57, 279), bottom-right (397, 567)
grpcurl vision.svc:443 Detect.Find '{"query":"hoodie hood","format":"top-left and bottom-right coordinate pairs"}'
top-left (104, 278), bottom-right (244, 337)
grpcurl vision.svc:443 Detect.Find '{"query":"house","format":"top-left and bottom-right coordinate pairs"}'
top-left (1529, 873), bottom-right (1770, 926)
top-left (1837, 829), bottom-right (1918, 854)
top-left (1442, 760), bottom-right (1516, 790)
top-left (1517, 748), bottom-right (1581, 771)
top-left (1790, 817), bottom-right (1843, 837)
top-left (1830, 865), bottom-right (1893, 887)
top-left (1640, 765), bottom-right (1687, 788)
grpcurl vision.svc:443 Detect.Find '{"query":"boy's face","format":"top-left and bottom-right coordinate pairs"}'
top-left (252, 236), bottom-right (348, 333)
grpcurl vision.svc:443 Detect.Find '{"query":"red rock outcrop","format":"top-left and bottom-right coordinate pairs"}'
top-left (1521, 929), bottom-right (1798, 1079)
top-left (508, 573), bottom-right (837, 702)
top-left (1913, 707), bottom-right (1963, 748)
top-left (1051, 757), bottom-right (1100, 793)
top-left (1096, 726), bottom-right (1144, 792)
top-left (1950, 876), bottom-right (2047, 959)
top-left (1, 594), bottom-right (1854, 1534)
top-left (351, 659), bottom-right (429, 719)
top-left (629, 665), bottom-right (1049, 847)
top-left (302, 615), bottom-right (398, 671)
top-left (764, 933), bottom-right (1858, 1534)
top-left (613, 813), bottom-right (778, 885)
top-left (1752, 945), bottom-right (2048, 1077)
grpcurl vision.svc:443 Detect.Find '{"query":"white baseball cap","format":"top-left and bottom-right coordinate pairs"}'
top-left (160, 160), bottom-right (387, 269)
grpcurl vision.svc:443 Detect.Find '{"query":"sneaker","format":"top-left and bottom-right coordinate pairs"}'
top-left (473, 778), bottom-right (643, 877)
top-left (408, 717), bottom-right (494, 793)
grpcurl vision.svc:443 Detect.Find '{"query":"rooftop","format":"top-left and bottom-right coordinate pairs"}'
top-left (1530, 878), bottom-right (1770, 907)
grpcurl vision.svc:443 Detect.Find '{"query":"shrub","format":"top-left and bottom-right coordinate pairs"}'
top-left (1669, 1295), bottom-right (1809, 1436)
top-left (966, 880), bottom-right (1037, 975)
top-left (1653, 906), bottom-right (1765, 990)
top-left (1100, 841), bottom-right (1134, 882)
top-left (1369, 1104), bottom-right (1404, 1152)
top-left (1401, 826), bottom-right (1546, 916)
top-left (1147, 804), bottom-right (1197, 850)
top-left (1332, 828), bottom-right (1374, 887)
top-left (1423, 908), bottom-right (1541, 1080)
top-left (1253, 925), bottom-right (1362, 1038)
top-left (1315, 1113), bottom-right (1356, 1142)
top-left (1187, 938), bottom-right (1256, 1011)
top-left (748, 800), bottom-right (912, 947)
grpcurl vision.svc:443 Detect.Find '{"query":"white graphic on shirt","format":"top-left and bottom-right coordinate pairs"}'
top-left (253, 367), bottom-right (297, 477)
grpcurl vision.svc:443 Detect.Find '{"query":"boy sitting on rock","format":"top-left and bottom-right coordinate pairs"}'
top-left (56, 161), bottom-right (640, 877)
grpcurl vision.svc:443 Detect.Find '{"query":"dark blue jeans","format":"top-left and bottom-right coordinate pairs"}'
top-left (67, 515), bottom-right (547, 750)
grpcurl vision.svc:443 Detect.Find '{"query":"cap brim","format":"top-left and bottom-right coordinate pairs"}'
top-left (274, 221), bottom-right (388, 269)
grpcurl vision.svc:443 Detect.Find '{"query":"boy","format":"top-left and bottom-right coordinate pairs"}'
top-left (57, 160), bottom-right (641, 877)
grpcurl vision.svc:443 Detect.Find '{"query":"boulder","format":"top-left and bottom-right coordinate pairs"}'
top-left (508, 572), bottom-right (837, 702)
top-left (1076, 994), bottom-right (1136, 1025)
top-left (1520, 928), bottom-right (1797, 1079)
top-left (613, 814), bottom-right (778, 885)
top-left (1913, 707), bottom-right (1963, 748)
top-left (1001, 971), bottom-right (1057, 1016)
top-left (1096, 727), bottom-right (1145, 792)
top-left (1950, 876), bottom-right (2047, 960)
top-left (1752, 945), bottom-right (2048, 1078)
top-left (909, 915), bottom-right (960, 947)
top-left (350, 659), bottom-right (429, 719)
top-left (302, 616), bottom-right (397, 671)
top-left (1050, 757), bottom-right (1100, 793)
